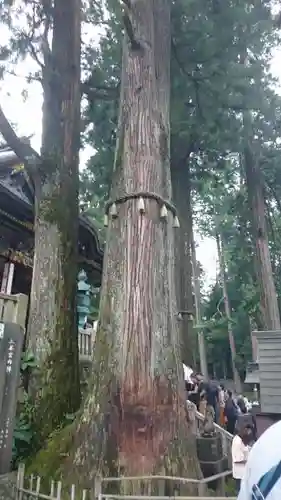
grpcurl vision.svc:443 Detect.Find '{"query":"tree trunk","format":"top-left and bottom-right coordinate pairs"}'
top-left (171, 162), bottom-right (195, 367)
top-left (27, 0), bottom-right (81, 436)
top-left (243, 141), bottom-right (281, 331)
top-left (216, 233), bottom-right (242, 393)
top-left (190, 233), bottom-right (208, 378)
top-left (70, 0), bottom-right (201, 490)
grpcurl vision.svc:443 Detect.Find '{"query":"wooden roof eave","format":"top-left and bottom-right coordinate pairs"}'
top-left (0, 146), bottom-right (103, 269)
top-left (0, 150), bottom-right (19, 168)
top-left (0, 149), bottom-right (35, 200)
top-left (79, 214), bottom-right (104, 261)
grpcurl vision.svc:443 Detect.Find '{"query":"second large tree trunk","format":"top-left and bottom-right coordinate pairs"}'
top-left (171, 162), bottom-right (196, 367)
top-left (69, 0), bottom-right (201, 490)
top-left (27, 0), bottom-right (81, 437)
top-left (244, 142), bottom-right (281, 331)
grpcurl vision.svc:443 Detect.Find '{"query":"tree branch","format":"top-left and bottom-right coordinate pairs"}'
top-left (28, 42), bottom-right (44, 69)
top-left (81, 82), bottom-right (120, 101)
top-left (121, 0), bottom-right (142, 51)
top-left (0, 105), bottom-right (39, 167)
top-left (41, 0), bottom-right (52, 65)
top-left (171, 39), bottom-right (199, 80)
top-left (184, 101), bottom-right (263, 113)
top-left (4, 68), bottom-right (43, 84)
top-left (24, 2), bottom-right (46, 69)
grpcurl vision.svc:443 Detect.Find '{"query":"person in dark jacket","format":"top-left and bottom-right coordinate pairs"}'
top-left (224, 390), bottom-right (238, 434)
top-left (235, 400), bottom-right (257, 443)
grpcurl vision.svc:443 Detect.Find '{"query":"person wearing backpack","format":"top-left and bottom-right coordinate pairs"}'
top-left (238, 420), bottom-right (281, 500)
top-left (235, 402), bottom-right (257, 444)
top-left (224, 390), bottom-right (239, 434)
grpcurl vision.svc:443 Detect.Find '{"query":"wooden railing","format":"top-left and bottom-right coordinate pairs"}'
top-left (0, 292), bottom-right (96, 362)
top-left (78, 327), bottom-right (96, 362)
top-left (0, 292), bottom-right (28, 331)
top-left (17, 462), bottom-right (234, 499)
top-left (194, 410), bottom-right (233, 467)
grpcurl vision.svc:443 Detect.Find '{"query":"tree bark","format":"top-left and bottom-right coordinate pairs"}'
top-left (171, 162), bottom-right (196, 367)
top-left (69, 0), bottom-right (201, 490)
top-left (27, 0), bottom-right (81, 435)
top-left (216, 233), bottom-right (242, 393)
top-left (243, 141), bottom-right (281, 331)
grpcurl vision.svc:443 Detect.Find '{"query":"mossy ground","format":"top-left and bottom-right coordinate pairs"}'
top-left (26, 423), bottom-right (75, 491)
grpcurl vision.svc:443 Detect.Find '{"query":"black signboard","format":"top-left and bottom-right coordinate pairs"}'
top-left (0, 322), bottom-right (24, 474)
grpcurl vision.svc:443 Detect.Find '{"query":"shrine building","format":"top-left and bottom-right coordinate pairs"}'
top-left (0, 143), bottom-right (103, 339)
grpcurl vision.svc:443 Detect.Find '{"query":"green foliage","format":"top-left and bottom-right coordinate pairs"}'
top-left (12, 351), bottom-right (80, 468)
top-left (2, 0), bottom-right (281, 383)
top-left (21, 351), bottom-right (38, 372)
top-left (12, 393), bottom-right (34, 466)
top-left (12, 352), bottom-right (38, 467)
top-left (26, 422), bottom-right (76, 487)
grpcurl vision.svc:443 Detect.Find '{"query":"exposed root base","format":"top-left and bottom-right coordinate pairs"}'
top-left (27, 405), bottom-right (202, 497)
top-left (27, 326), bottom-right (202, 496)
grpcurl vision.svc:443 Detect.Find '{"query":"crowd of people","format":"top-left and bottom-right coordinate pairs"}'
top-left (183, 365), bottom-right (259, 496)
top-left (183, 365), bottom-right (281, 498)
top-left (184, 369), bottom-right (256, 435)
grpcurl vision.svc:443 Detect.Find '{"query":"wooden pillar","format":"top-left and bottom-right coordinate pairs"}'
top-left (251, 332), bottom-right (258, 361)
top-left (0, 262), bottom-right (15, 295)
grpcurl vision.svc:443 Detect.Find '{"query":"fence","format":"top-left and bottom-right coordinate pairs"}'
top-left (15, 464), bottom-right (235, 500)
top-left (0, 295), bottom-right (95, 364)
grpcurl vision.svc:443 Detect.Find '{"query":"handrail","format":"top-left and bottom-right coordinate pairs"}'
top-left (194, 410), bottom-right (233, 441)
top-left (0, 292), bottom-right (18, 302)
top-left (100, 497), bottom-right (235, 500)
top-left (102, 470), bottom-right (232, 484)
top-left (193, 407), bottom-right (233, 469)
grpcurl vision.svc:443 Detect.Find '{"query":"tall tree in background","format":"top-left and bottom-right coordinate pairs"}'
top-left (216, 231), bottom-right (242, 392)
top-left (243, 117), bottom-right (281, 331)
top-left (0, 0), bottom-right (81, 437)
top-left (71, 0), bottom-right (201, 486)
top-left (239, 20), bottom-right (281, 332)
